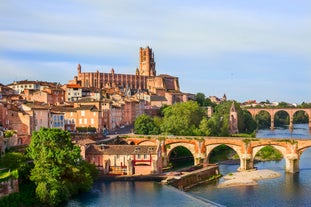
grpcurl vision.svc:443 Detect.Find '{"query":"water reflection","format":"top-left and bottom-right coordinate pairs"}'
top-left (256, 123), bottom-right (311, 138)
top-left (188, 124), bottom-right (311, 207)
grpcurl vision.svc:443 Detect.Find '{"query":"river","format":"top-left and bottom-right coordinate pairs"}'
top-left (66, 124), bottom-right (311, 207)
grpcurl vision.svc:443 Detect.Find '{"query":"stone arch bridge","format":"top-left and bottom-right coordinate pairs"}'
top-left (246, 108), bottom-right (311, 130)
top-left (124, 136), bottom-right (311, 173)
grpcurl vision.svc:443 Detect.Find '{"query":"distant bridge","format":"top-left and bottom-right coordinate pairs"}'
top-left (124, 135), bottom-right (311, 173)
top-left (246, 108), bottom-right (311, 130)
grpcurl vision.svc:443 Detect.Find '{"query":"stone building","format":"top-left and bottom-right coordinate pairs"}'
top-left (22, 87), bottom-right (65, 105)
top-left (70, 46), bottom-right (156, 90)
top-left (7, 80), bottom-right (58, 94)
top-left (84, 144), bottom-right (162, 175)
top-left (0, 84), bottom-right (15, 100)
top-left (68, 47), bottom-right (189, 106)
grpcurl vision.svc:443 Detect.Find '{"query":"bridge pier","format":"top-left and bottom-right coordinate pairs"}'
top-left (289, 117), bottom-right (294, 130)
top-left (238, 154), bottom-right (254, 171)
top-left (194, 157), bottom-right (204, 165)
top-left (285, 155), bottom-right (299, 173)
top-left (161, 141), bottom-right (169, 168)
top-left (270, 118), bottom-right (275, 130)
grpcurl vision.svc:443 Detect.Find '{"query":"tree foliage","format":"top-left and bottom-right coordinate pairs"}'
top-left (161, 101), bottom-right (204, 135)
top-left (27, 128), bottom-right (96, 206)
top-left (134, 114), bottom-right (160, 135)
top-left (274, 111), bottom-right (289, 127)
top-left (0, 152), bottom-right (31, 182)
top-left (294, 110), bottom-right (308, 123)
top-left (256, 111), bottom-right (271, 129)
top-left (194, 92), bottom-right (216, 107)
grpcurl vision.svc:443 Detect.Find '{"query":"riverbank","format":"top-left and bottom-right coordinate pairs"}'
top-left (218, 169), bottom-right (281, 188)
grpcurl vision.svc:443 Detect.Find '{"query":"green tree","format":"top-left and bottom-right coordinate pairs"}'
top-left (300, 102), bottom-right (311, 108)
top-left (134, 114), bottom-right (160, 135)
top-left (194, 92), bottom-right (216, 108)
top-left (198, 117), bottom-right (211, 136)
top-left (195, 92), bottom-right (206, 106)
top-left (27, 128), bottom-right (96, 206)
top-left (241, 110), bottom-right (257, 133)
top-left (161, 101), bottom-right (204, 135)
top-left (256, 111), bottom-right (271, 129)
top-left (293, 111), bottom-right (308, 123)
top-left (274, 111), bottom-right (289, 127)
top-left (0, 152), bottom-right (31, 182)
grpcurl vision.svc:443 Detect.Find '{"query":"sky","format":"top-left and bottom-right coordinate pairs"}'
top-left (0, 0), bottom-right (310, 104)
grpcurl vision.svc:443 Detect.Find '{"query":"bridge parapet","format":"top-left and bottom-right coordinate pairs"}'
top-left (122, 135), bottom-right (311, 173)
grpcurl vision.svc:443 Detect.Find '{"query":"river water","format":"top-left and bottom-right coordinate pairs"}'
top-left (66, 124), bottom-right (311, 207)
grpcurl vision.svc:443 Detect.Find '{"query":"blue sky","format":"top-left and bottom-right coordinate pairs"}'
top-left (0, 0), bottom-right (310, 104)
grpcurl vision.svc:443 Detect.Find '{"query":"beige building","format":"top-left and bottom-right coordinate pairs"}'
top-left (7, 80), bottom-right (58, 94)
top-left (84, 144), bottom-right (162, 175)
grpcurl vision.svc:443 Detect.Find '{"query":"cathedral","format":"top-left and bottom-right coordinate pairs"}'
top-left (69, 47), bottom-right (189, 105)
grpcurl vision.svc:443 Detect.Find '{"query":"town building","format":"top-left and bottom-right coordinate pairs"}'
top-left (7, 80), bottom-right (58, 94)
top-left (68, 47), bottom-right (189, 107)
top-left (22, 87), bottom-right (65, 105)
top-left (0, 84), bottom-right (15, 101)
top-left (84, 144), bottom-right (162, 175)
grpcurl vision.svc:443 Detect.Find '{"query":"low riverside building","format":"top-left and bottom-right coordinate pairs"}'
top-left (84, 144), bottom-right (162, 176)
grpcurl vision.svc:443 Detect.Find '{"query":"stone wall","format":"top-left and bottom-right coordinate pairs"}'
top-left (167, 165), bottom-right (220, 191)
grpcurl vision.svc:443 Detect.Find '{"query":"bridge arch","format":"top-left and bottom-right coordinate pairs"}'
top-left (205, 144), bottom-right (242, 164)
top-left (166, 142), bottom-right (196, 165)
top-left (254, 110), bottom-right (271, 130)
top-left (293, 110), bottom-right (310, 126)
top-left (252, 145), bottom-right (286, 160)
top-left (247, 108), bottom-right (311, 130)
top-left (297, 145), bottom-right (311, 157)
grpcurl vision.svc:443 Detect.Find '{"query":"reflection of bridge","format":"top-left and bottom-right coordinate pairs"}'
top-left (246, 108), bottom-right (311, 130)
top-left (125, 136), bottom-right (311, 173)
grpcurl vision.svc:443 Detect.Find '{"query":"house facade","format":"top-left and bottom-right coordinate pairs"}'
top-left (84, 144), bottom-right (162, 175)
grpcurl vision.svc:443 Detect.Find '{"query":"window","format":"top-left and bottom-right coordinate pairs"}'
top-left (79, 118), bottom-right (82, 124)
top-left (91, 118), bottom-right (94, 125)
top-left (137, 154), bottom-right (141, 159)
top-left (144, 154), bottom-right (147, 159)
top-left (81, 111), bottom-right (85, 116)
top-left (84, 118), bottom-right (87, 124)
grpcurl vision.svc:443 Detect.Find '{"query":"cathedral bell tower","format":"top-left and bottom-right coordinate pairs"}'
top-left (139, 47), bottom-right (156, 76)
